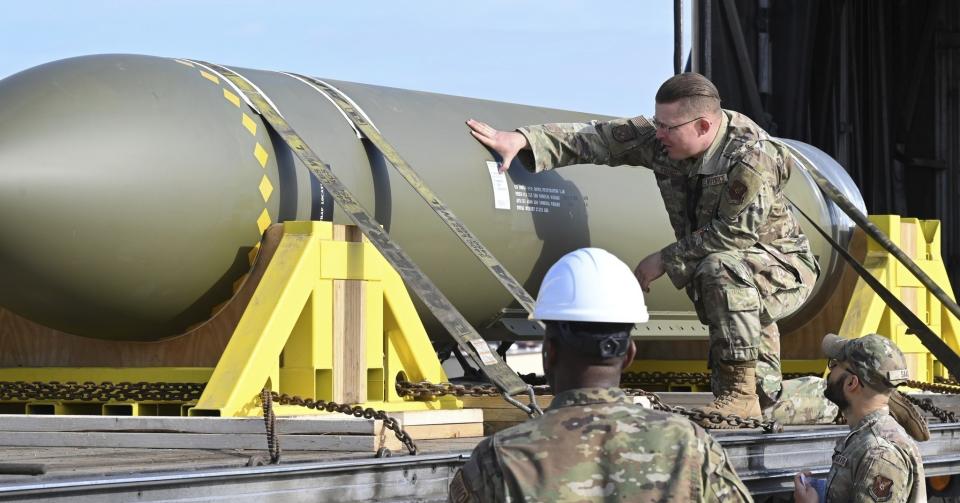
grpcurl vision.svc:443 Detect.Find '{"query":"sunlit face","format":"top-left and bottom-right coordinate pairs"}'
top-left (653, 101), bottom-right (712, 160)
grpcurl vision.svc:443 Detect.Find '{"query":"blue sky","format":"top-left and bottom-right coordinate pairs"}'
top-left (3, 1), bottom-right (688, 117)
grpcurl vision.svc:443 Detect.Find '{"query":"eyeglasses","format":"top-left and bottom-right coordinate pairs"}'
top-left (651, 116), bottom-right (704, 132)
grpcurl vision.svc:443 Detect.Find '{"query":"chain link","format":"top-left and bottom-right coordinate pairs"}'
top-left (0, 381), bottom-right (205, 402)
top-left (268, 391), bottom-right (418, 455)
top-left (899, 380), bottom-right (960, 423)
top-left (904, 379), bottom-right (960, 395)
top-left (261, 389), bottom-right (281, 463)
top-left (620, 371), bottom-right (818, 388)
top-left (397, 379), bottom-right (783, 433)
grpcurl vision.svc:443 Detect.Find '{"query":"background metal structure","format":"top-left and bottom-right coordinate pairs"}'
top-left (689, 0), bottom-right (960, 298)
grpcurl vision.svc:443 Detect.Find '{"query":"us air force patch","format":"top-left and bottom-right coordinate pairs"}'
top-left (612, 124), bottom-right (636, 143)
top-left (869, 475), bottom-right (893, 501)
top-left (727, 180), bottom-right (749, 205)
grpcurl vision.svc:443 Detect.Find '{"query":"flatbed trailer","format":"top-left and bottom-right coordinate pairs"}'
top-left (2, 398), bottom-right (960, 502)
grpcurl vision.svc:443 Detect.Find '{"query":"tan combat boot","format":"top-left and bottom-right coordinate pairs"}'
top-left (889, 390), bottom-right (930, 441)
top-left (697, 361), bottom-right (762, 429)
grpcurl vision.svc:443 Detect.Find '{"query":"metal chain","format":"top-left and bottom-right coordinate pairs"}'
top-left (619, 371), bottom-right (818, 388)
top-left (0, 381), bottom-right (205, 402)
top-left (268, 391), bottom-right (418, 455)
top-left (260, 389), bottom-right (281, 464)
top-left (397, 380), bottom-right (783, 433)
top-left (904, 379), bottom-right (960, 395)
top-left (900, 392), bottom-right (958, 423)
top-left (898, 380), bottom-right (960, 423)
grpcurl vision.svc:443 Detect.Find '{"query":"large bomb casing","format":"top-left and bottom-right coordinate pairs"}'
top-left (0, 54), bottom-right (864, 342)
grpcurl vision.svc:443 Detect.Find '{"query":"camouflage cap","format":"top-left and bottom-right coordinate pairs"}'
top-left (822, 333), bottom-right (910, 389)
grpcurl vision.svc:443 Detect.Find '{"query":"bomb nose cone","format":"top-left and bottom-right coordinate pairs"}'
top-left (0, 55), bottom-right (275, 340)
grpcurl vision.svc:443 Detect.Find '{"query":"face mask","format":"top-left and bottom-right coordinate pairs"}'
top-left (824, 371), bottom-right (851, 411)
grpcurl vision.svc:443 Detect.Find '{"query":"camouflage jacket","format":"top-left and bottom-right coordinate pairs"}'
top-left (447, 387), bottom-right (753, 502)
top-left (517, 110), bottom-right (819, 289)
top-left (825, 407), bottom-right (926, 503)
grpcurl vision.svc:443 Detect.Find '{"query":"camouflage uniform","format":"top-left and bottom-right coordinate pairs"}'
top-left (820, 333), bottom-right (926, 502)
top-left (448, 387), bottom-right (753, 502)
top-left (517, 111), bottom-right (820, 404)
top-left (825, 408), bottom-right (925, 502)
top-left (767, 376), bottom-right (839, 425)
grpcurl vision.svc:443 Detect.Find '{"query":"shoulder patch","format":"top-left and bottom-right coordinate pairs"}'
top-left (869, 475), bottom-right (894, 502)
top-left (612, 124), bottom-right (636, 143)
top-left (719, 162), bottom-right (765, 219)
top-left (727, 180), bottom-right (748, 205)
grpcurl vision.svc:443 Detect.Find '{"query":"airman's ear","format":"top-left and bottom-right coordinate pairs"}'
top-left (620, 340), bottom-right (637, 371)
top-left (696, 117), bottom-right (712, 135)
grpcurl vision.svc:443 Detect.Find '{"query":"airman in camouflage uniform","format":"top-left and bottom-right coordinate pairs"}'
top-left (467, 73), bottom-right (821, 426)
top-left (449, 248), bottom-right (752, 502)
top-left (449, 388), bottom-right (753, 502)
top-left (794, 334), bottom-right (926, 503)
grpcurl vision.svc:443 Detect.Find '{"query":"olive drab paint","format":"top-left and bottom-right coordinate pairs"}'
top-left (0, 54), bottom-right (864, 341)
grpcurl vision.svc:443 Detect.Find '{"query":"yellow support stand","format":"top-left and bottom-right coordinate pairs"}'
top-left (188, 221), bottom-right (459, 416)
top-left (838, 215), bottom-right (960, 383)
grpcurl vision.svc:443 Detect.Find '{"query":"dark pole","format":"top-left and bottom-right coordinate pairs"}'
top-left (674, 0), bottom-right (683, 74)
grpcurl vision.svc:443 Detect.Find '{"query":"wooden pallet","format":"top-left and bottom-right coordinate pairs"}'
top-left (0, 408), bottom-right (484, 452)
top-left (460, 392), bottom-right (716, 435)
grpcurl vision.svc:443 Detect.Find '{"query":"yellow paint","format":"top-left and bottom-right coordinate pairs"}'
top-left (242, 113), bottom-right (258, 136)
top-left (256, 208), bottom-right (271, 235)
top-left (200, 71), bottom-right (219, 84)
top-left (174, 59), bottom-right (195, 68)
top-left (259, 175), bottom-right (274, 202)
top-left (838, 215), bottom-right (958, 384)
top-left (254, 143), bottom-right (268, 168)
top-left (248, 242), bottom-right (261, 265)
top-left (189, 221), bottom-right (458, 416)
top-left (223, 89), bottom-right (241, 108)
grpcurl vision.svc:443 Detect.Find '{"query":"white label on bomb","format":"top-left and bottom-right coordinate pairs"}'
top-left (486, 161), bottom-right (512, 210)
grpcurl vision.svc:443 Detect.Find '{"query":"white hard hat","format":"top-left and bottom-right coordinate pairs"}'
top-left (532, 248), bottom-right (649, 323)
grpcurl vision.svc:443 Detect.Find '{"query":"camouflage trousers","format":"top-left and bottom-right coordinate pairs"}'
top-left (691, 247), bottom-right (818, 405)
top-left (766, 376), bottom-right (839, 424)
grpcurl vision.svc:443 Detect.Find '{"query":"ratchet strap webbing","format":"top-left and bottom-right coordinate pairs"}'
top-left (192, 60), bottom-right (533, 404)
top-left (284, 73), bottom-right (538, 314)
top-left (788, 198), bottom-right (960, 378)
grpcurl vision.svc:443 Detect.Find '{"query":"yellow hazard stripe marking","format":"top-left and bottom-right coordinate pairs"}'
top-left (192, 65), bottom-right (272, 256)
top-left (223, 89), bottom-right (241, 108)
top-left (174, 59), bottom-right (196, 68)
top-left (254, 143), bottom-right (268, 168)
top-left (256, 208), bottom-right (272, 235)
top-left (200, 71), bottom-right (220, 85)
top-left (259, 175), bottom-right (274, 202)
top-left (242, 113), bottom-right (257, 136)
top-left (248, 242), bottom-right (261, 265)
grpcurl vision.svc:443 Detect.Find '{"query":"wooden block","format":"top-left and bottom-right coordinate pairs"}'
top-left (333, 279), bottom-right (366, 404)
top-left (460, 395), bottom-right (554, 410)
top-left (393, 408), bottom-right (483, 426)
top-left (0, 414), bottom-right (386, 435)
top-left (480, 408), bottom-right (533, 422)
top-left (404, 423), bottom-right (484, 440)
top-left (0, 431), bottom-right (400, 452)
top-left (483, 421), bottom-right (520, 435)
